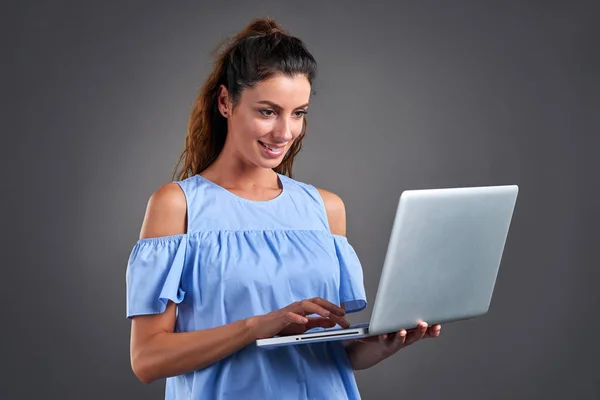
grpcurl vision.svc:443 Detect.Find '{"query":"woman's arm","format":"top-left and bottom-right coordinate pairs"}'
top-left (130, 183), bottom-right (256, 383)
top-left (131, 304), bottom-right (256, 383)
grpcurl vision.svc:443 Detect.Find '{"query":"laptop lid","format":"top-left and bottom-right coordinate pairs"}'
top-left (367, 185), bottom-right (518, 335)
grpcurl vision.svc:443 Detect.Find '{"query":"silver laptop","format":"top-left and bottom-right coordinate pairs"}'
top-left (256, 185), bottom-right (519, 348)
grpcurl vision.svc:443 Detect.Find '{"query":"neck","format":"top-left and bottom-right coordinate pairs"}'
top-left (202, 145), bottom-right (280, 191)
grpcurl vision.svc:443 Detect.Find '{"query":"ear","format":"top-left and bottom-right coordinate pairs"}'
top-left (217, 84), bottom-right (231, 118)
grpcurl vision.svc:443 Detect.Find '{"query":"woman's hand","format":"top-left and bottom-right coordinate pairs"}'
top-left (359, 321), bottom-right (441, 355)
top-left (347, 322), bottom-right (441, 370)
top-left (246, 297), bottom-right (350, 340)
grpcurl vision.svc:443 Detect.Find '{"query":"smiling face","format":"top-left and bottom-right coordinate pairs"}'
top-left (217, 73), bottom-right (311, 170)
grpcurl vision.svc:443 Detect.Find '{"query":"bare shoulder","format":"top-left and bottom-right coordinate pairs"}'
top-left (316, 187), bottom-right (346, 236)
top-left (139, 182), bottom-right (187, 239)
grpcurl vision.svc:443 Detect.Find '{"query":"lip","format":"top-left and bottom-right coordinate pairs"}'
top-left (259, 141), bottom-right (286, 149)
top-left (258, 140), bottom-right (287, 158)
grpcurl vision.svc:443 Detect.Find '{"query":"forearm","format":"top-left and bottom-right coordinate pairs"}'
top-left (345, 341), bottom-right (387, 370)
top-left (132, 318), bottom-right (256, 383)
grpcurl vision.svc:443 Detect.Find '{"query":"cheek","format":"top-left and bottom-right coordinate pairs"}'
top-left (253, 119), bottom-right (275, 136)
top-left (231, 116), bottom-right (271, 140)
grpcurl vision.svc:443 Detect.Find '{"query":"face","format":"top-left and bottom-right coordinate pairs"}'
top-left (218, 73), bottom-right (311, 170)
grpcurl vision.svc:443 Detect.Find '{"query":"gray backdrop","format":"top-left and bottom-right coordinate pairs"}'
top-left (3, 1), bottom-right (599, 399)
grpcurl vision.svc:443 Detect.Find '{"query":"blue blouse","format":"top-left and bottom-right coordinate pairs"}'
top-left (126, 173), bottom-right (367, 399)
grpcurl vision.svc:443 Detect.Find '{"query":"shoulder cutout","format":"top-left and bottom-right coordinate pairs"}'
top-left (316, 188), bottom-right (346, 236)
top-left (139, 182), bottom-right (187, 239)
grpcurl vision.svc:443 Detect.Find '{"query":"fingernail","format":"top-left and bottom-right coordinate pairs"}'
top-left (323, 311), bottom-right (330, 316)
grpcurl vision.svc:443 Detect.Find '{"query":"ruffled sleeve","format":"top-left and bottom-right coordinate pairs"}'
top-left (334, 235), bottom-right (367, 313)
top-left (125, 234), bottom-right (187, 318)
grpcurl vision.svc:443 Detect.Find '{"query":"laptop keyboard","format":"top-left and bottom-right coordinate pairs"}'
top-left (320, 322), bottom-right (369, 332)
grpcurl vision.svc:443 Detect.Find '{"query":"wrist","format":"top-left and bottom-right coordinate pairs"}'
top-left (243, 316), bottom-right (260, 341)
top-left (346, 340), bottom-right (388, 370)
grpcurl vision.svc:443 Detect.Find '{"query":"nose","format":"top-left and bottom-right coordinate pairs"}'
top-left (272, 118), bottom-right (293, 143)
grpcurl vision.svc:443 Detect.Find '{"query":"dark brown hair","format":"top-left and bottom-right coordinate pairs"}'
top-left (172, 18), bottom-right (318, 181)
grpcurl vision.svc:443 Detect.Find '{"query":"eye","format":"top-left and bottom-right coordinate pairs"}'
top-left (259, 109), bottom-right (275, 117)
top-left (293, 110), bottom-right (308, 118)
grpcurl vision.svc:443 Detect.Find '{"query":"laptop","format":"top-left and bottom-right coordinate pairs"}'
top-left (256, 184), bottom-right (519, 348)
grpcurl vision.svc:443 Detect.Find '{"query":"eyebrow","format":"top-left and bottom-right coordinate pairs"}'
top-left (255, 100), bottom-right (309, 110)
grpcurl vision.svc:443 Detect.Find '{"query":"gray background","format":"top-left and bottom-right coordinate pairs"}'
top-left (3, 1), bottom-right (598, 399)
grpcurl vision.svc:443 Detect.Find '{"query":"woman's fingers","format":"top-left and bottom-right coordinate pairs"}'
top-left (352, 321), bottom-right (441, 350)
top-left (295, 300), bottom-right (332, 318)
top-left (305, 317), bottom-right (337, 330)
top-left (285, 311), bottom-right (309, 325)
top-left (427, 324), bottom-right (442, 338)
top-left (330, 315), bottom-right (351, 329)
top-left (294, 299), bottom-right (349, 328)
top-left (418, 322), bottom-right (428, 340)
top-left (309, 297), bottom-right (346, 316)
top-left (393, 329), bottom-right (407, 347)
top-left (402, 322), bottom-right (427, 345)
top-left (309, 298), bottom-right (349, 327)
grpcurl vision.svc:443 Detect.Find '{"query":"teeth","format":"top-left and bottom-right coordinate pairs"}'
top-left (261, 142), bottom-right (282, 152)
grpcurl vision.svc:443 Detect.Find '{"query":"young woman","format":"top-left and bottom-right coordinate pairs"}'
top-left (126, 18), bottom-right (441, 399)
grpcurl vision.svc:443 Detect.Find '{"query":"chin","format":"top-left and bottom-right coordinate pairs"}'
top-left (255, 157), bottom-right (285, 170)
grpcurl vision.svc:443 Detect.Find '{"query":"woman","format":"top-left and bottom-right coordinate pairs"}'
top-left (126, 18), bottom-right (441, 399)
